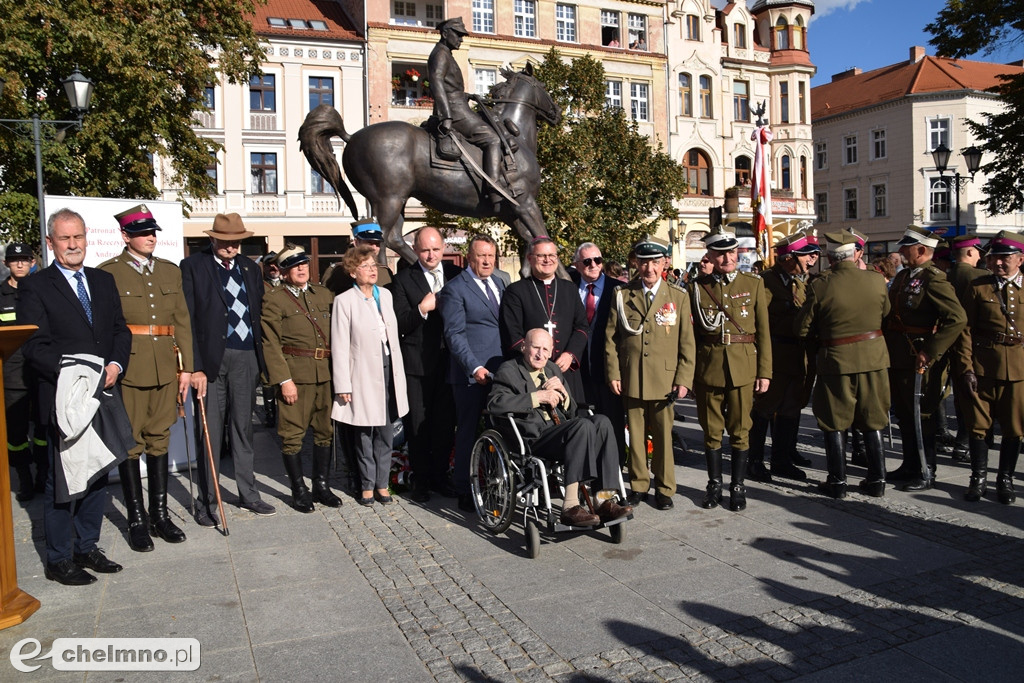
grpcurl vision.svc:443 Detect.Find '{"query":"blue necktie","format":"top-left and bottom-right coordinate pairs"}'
top-left (74, 271), bottom-right (93, 325)
top-left (484, 277), bottom-right (499, 316)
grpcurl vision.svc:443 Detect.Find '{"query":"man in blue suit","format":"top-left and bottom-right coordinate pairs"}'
top-left (438, 234), bottom-right (506, 512)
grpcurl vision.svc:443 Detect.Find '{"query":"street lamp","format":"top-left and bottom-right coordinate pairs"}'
top-left (931, 142), bottom-right (983, 235)
top-left (0, 69), bottom-right (95, 265)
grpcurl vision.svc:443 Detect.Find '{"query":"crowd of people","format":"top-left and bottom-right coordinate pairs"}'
top-left (4, 205), bottom-right (1023, 586)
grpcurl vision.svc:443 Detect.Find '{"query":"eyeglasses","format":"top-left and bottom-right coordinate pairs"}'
top-left (532, 253), bottom-right (559, 262)
top-left (579, 257), bottom-right (603, 268)
top-left (356, 263), bottom-right (376, 271)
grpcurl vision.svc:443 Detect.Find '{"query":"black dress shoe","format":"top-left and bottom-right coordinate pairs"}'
top-left (887, 465), bottom-right (919, 482)
top-left (458, 494), bottom-right (475, 513)
top-left (902, 476), bottom-right (934, 492)
top-left (408, 487), bottom-right (431, 503)
top-left (654, 492), bottom-right (673, 510)
top-left (748, 462), bottom-right (773, 483)
top-left (73, 549), bottom-right (123, 574)
top-left (771, 462), bottom-right (807, 481)
top-left (195, 509), bottom-right (219, 528)
top-left (792, 453), bottom-right (812, 467)
top-left (625, 490), bottom-right (648, 506)
top-left (45, 559), bottom-right (97, 586)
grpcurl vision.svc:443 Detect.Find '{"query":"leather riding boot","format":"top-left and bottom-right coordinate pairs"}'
top-left (818, 431), bottom-right (847, 498)
top-left (935, 400), bottom-right (954, 454)
top-left (147, 455), bottom-right (186, 543)
top-left (996, 437), bottom-right (1021, 505)
top-left (903, 425), bottom-right (937, 491)
top-left (729, 449), bottom-right (748, 511)
top-left (119, 459), bottom-right (154, 552)
top-left (11, 449), bottom-right (35, 502)
top-left (857, 430), bottom-right (887, 497)
top-left (888, 425), bottom-right (921, 482)
top-left (850, 429), bottom-right (868, 468)
top-left (32, 440), bottom-right (48, 493)
top-left (701, 448), bottom-right (723, 509)
top-left (311, 444), bottom-right (342, 507)
top-left (964, 438), bottom-right (990, 502)
top-left (747, 413), bottom-right (772, 482)
top-left (282, 452), bottom-right (314, 513)
top-left (771, 417), bottom-right (807, 480)
top-left (263, 386), bottom-right (277, 428)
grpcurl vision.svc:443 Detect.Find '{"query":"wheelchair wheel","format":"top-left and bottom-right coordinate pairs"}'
top-left (525, 518), bottom-right (541, 558)
top-left (470, 430), bottom-right (516, 534)
top-left (609, 521), bottom-right (626, 545)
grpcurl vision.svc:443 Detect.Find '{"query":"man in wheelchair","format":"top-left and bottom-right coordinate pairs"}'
top-left (487, 328), bottom-right (633, 527)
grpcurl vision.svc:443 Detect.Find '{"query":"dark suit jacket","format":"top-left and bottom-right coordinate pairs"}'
top-left (18, 264), bottom-right (132, 426)
top-left (438, 268), bottom-right (506, 385)
top-left (388, 261), bottom-right (462, 376)
top-left (570, 271), bottom-right (625, 388)
top-left (180, 249), bottom-right (266, 378)
top-left (487, 357), bottom-right (575, 442)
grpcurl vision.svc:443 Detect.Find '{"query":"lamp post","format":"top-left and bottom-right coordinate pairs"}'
top-left (931, 142), bottom-right (983, 235)
top-left (0, 69), bottom-right (95, 265)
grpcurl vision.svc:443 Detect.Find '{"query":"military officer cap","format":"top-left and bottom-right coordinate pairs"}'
top-left (949, 234), bottom-right (981, 251)
top-left (703, 226), bottom-right (738, 251)
top-left (276, 244), bottom-right (310, 271)
top-left (352, 218), bottom-right (384, 243)
top-left (986, 230), bottom-right (1024, 256)
top-left (437, 17), bottom-right (469, 35)
top-left (775, 232), bottom-right (818, 257)
top-left (934, 239), bottom-right (952, 261)
top-left (4, 242), bottom-right (34, 262)
top-left (633, 236), bottom-right (670, 259)
top-left (846, 227), bottom-right (867, 250)
top-left (823, 231), bottom-right (860, 258)
top-left (261, 251), bottom-right (279, 265)
top-left (115, 204), bottom-right (161, 233)
top-left (896, 224), bottom-right (941, 248)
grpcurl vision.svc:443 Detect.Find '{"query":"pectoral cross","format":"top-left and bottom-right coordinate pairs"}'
top-left (543, 320), bottom-right (557, 336)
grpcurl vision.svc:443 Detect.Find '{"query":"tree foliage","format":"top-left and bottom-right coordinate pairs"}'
top-left (0, 0), bottom-right (266, 245)
top-left (927, 1), bottom-right (1024, 214)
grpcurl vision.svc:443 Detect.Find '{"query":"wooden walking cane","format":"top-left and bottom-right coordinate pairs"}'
top-left (197, 396), bottom-right (229, 535)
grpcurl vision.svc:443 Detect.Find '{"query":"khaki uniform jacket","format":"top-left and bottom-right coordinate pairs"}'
top-left (689, 272), bottom-right (771, 387)
top-left (884, 263), bottom-right (966, 371)
top-left (948, 262), bottom-right (988, 306)
top-left (98, 251), bottom-right (194, 387)
top-left (955, 274), bottom-right (1024, 381)
top-left (762, 266), bottom-right (808, 377)
top-left (795, 262), bottom-right (890, 376)
top-left (261, 284), bottom-right (333, 386)
top-left (605, 279), bottom-right (695, 400)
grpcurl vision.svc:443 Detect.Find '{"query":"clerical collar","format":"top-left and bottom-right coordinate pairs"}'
top-left (536, 275), bottom-right (555, 285)
top-left (285, 283), bottom-right (308, 296)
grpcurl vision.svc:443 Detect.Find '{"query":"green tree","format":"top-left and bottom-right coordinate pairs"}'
top-left (927, 1), bottom-right (1024, 214)
top-left (0, 0), bottom-right (266, 245)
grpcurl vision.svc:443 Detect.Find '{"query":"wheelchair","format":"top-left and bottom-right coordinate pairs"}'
top-left (469, 412), bottom-right (632, 558)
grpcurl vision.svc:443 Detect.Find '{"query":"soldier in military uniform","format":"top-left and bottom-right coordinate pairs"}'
top-left (884, 225), bottom-right (966, 491)
top-left (99, 205), bottom-right (193, 551)
top-left (322, 219), bottom-right (393, 295)
top-left (749, 232), bottom-right (818, 483)
top-left (261, 245), bottom-right (341, 512)
top-left (955, 231), bottom-right (1024, 504)
top-left (689, 228), bottom-right (772, 511)
top-left (1, 242), bottom-right (47, 501)
top-left (796, 232), bottom-right (891, 498)
top-left (605, 237), bottom-right (695, 510)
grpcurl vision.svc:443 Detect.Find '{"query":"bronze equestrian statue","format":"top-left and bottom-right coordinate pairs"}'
top-left (298, 19), bottom-right (561, 266)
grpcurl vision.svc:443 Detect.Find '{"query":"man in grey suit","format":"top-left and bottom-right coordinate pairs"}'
top-left (438, 234), bottom-right (506, 512)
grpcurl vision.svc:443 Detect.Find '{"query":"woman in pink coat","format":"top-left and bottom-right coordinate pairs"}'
top-left (331, 245), bottom-right (409, 505)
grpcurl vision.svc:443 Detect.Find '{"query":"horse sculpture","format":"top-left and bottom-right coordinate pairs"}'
top-left (298, 64), bottom-right (561, 264)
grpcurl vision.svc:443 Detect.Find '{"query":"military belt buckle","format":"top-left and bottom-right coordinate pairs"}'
top-left (721, 331), bottom-right (731, 345)
top-left (314, 348), bottom-right (326, 360)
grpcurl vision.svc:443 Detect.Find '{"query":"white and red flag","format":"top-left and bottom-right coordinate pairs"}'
top-left (751, 126), bottom-right (774, 260)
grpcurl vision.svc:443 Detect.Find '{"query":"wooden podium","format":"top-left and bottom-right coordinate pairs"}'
top-left (0, 325), bottom-right (40, 630)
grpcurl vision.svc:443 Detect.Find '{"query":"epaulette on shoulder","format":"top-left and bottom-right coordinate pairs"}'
top-left (153, 255), bottom-right (177, 267)
top-left (739, 270), bottom-right (761, 280)
top-left (96, 256), bottom-right (117, 269)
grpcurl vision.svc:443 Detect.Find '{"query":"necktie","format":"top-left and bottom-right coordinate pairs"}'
top-left (74, 271), bottom-right (93, 325)
top-left (484, 277), bottom-right (500, 316)
top-left (791, 279), bottom-right (805, 308)
top-left (221, 258), bottom-right (231, 270)
top-left (585, 284), bottom-right (596, 324)
top-left (645, 290), bottom-right (655, 312)
top-left (430, 269), bottom-right (442, 293)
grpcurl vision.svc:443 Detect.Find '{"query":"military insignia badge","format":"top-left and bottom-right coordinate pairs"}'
top-left (655, 302), bottom-right (677, 330)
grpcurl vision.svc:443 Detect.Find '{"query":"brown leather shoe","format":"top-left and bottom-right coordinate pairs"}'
top-left (596, 499), bottom-right (632, 523)
top-left (559, 505), bottom-right (600, 527)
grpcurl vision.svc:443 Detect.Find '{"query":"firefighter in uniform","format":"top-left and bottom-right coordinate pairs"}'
top-left (884, 225), bottom-right (966, 491)
top-left (956, 231), bottom-right (1024, 504)
top-left (690, 227), bottom-right (771, 511)
top-left (261, 245), bottom-right (341, 512)
top-left (99, 205), bottom-right (193, 551)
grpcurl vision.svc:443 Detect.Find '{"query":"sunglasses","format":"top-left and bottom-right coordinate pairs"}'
top-left (579, 257), bottom-right (603, 267)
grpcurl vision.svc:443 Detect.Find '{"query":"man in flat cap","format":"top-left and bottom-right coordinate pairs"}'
top-left (606, 236), bottom-right (694, 510)
top-left (884, 225), bottom-right (966, 491)
top-left (261, 245), bottom-right (341, 512)
top-left (955, 231), bottom-right (1024, 505)
top-left (322, 219), bottom-right (393, 295)
top-left (689, 227), bottom-right (771, 511)
top-left (181, 213), bottom-right (276, 526)
top-left (797, 231), bottom-right (891, 498)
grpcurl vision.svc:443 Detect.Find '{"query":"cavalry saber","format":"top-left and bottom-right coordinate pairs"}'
top-left (913, 367), bottom-right (932, 482)
top-left (447, 134), bottom-right (520, 207)
top-left (197, 395), bottom-right (230, 536)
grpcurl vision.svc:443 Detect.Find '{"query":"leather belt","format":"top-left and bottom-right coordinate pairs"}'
top-left (282, 345), bottom-right (330, 359)
top-left (128, 324), bottom-right (175, 336)
top-left (975, 332), bottom-right (1024, 347)
top-left (821, 329), bottom-right (883, 347)
top-left (888, 322), bottom-right (935, 335)
top-left (701, 333), bottom-right (755, 345)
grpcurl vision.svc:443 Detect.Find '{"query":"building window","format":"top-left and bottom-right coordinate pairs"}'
top-left (424, 4), bottom-right (443, 27)
top-left (600, 10), bottom-right (620, 46)
top-left (930, 178), bottom-right (950, 221)
top-left (800, 155), bottom-right (808, 197)
top-left (556, 4), bottom-right (577, 42)
top-left (733, 80), bottom-right (749, 122)
top-left (474, 68), bottom-right (496, 96)
top-left (798, 82), bottom-right (806, 123)
top-left (515, 0), bottom-right (536, 38)
top-left (779, 82), bottom-right (789, 124)
top-left (775, 17), bottom-right (789, 50)
top-left (733, 23), bottom-right (746, 49)
top-left (686, 14), bottom-right (700, 41)
top-left (844, 188), bottom-right (858, 220)
top-left (309, 77), bottom-right (334, 110)
top-left (816, 192), bottom-right (828, 223)
top-left (605, 80), bottom-right (622, 110)
top-left (684, 149), bottom-right (712, 196)
top-left (781, 155), bottom-right (791, 190)
top-left (735, 155), bottom-right (751, 187)
top-left (392, 1), bottom-right (417, 25)
top-left (627, 14), bottom-right (647, 50)
top-left (251, 152), bottom-right (278, 194)
top-left (249, 75), bottom-right (276, 112)
top-left (929, 117), bottom-right (950, 151)
top-left (700, 76), bottom-right (713, 118)
top-left (844, 135), bottom-right (858, 164)
top-left (872, 183), bottom-right (887, 217)
top-left (630, 82), bottom-right (649, 122)
top-left (203, 86), bottom-right (216, 110)
top-left (679, 73), bottom-right (692, 117)
top-left (472, 0), bottom-right (494, 34)
top-left (815, 141), bottom-right (827, 170)
top-left (311, 169), bottom-right (334, 195)
top-left (794, 17), bottom-right (805, 50)
top-left (205, 156), bottom-right (218, 194)
top-left (872, 129), bottom-right (887, 160)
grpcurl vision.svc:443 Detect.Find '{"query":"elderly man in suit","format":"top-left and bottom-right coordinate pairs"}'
top-left (389, 227), bottom-right (462, 502)
top-left (18, 208), bottom-right (131, 585)
top-left (488, 328), bottom-right (632, 526)
top-left (438, 234), bottom-right (507, 512)
top-left (181, 213), bottom-right (275, 527)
